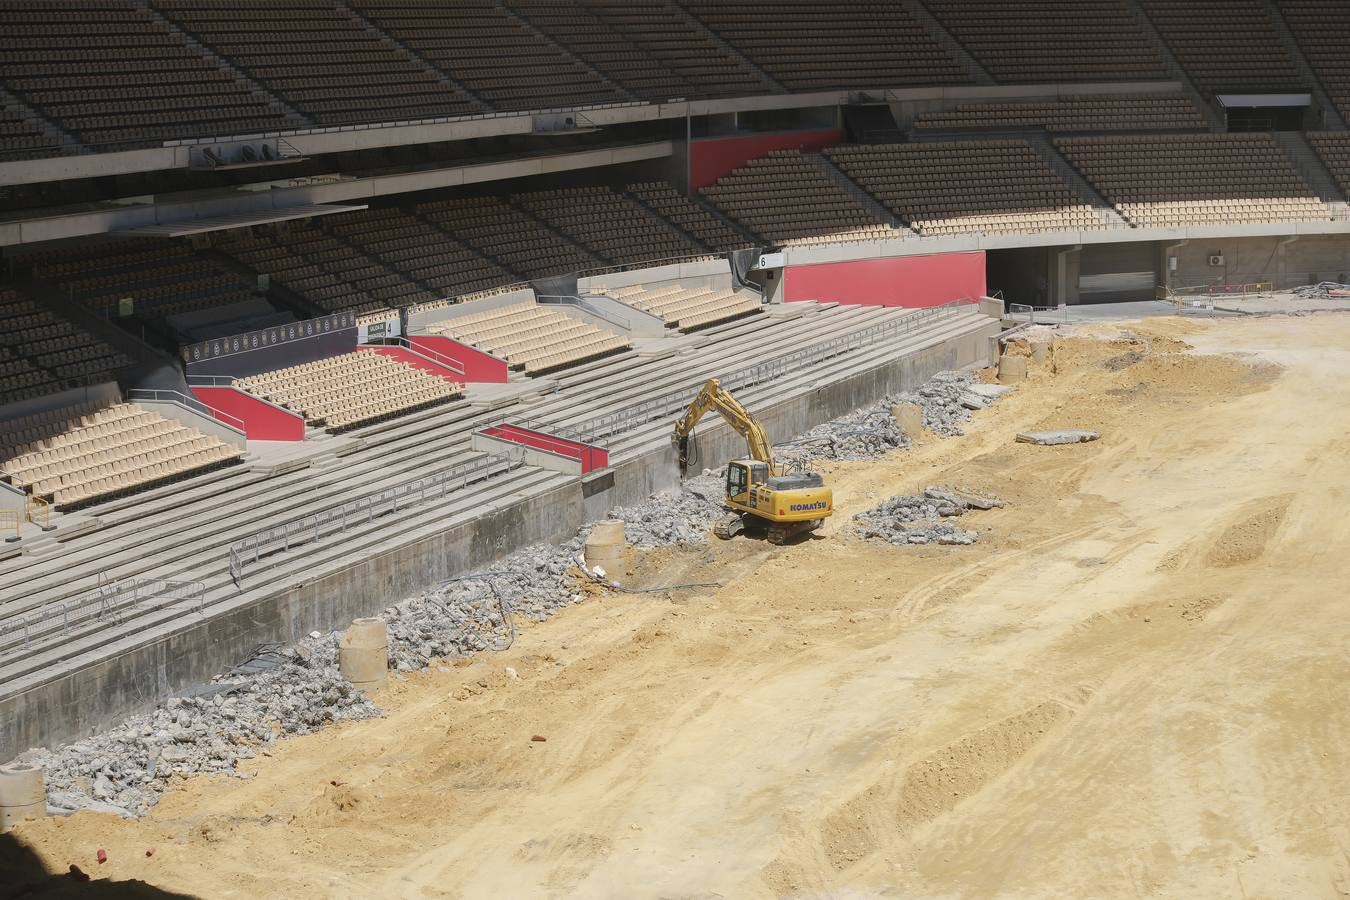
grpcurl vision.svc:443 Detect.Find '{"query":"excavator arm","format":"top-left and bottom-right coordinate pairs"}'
top-left (674, 378), bottom-right (775, 473)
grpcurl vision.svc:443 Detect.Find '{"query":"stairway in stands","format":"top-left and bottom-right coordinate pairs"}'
top-left (1274, 131), bottom-right (1349, 218)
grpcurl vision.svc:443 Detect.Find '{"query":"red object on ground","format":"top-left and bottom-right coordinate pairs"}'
top-left (145, 848), bottom-right (155, 858)
top-left (95, 849), bottom-right (107, 864)
top-left (783, 252), bottom-right (987, 308)
top-left (531, 735), bottom-right (547, 742)
top-left (689, 128), bottom-right (844, 189)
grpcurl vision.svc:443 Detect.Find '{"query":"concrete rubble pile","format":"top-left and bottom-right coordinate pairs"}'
top-left (852, 486), bottom-right (1005, 546)
top-left (889, 370), bottom-right (1002, 437)
top-left (778, 405), bottom-right (909, 465)
top-left (18, 635), bottom-right (379, 819)
top-left (607, 472), bottom-right (727, 548)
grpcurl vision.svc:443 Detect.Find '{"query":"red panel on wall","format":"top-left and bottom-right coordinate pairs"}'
top-left (690, 128), bottom-right (844, 190)
top-left (782, 252), bottom-right (987, 308)
top-left (483, 424), bottom-right (609, 474)
top-left (191, 387), bottom-right (305, 442)
top-left (409, 334), bottom-right (509, 383)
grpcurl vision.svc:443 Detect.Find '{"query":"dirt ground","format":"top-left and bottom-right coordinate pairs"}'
top-left (7, 314), bottom-right (1350, 899)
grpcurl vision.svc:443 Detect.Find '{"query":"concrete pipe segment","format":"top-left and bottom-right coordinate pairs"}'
top-left (584, 519), bottom-right (626, 579)
top-left (1030, 341), bottom-right (1050, 363)
top-left (890, 402), bottom-right (924, 439)
top-left (997, 354), bottom-right (1028, 384)
top-left (0, 762), bottom-right (45, 829)
top-left (339, 618), bottom-right (389, 692)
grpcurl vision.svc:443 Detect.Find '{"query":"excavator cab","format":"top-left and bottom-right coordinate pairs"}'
top-left (725, 459), bottom-right (769, 505)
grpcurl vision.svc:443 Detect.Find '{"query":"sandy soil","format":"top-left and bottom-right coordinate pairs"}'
top-left (7, 314), bottom-right (1350, 899)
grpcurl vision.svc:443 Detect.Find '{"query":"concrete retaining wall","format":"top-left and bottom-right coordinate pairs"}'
top-left (0, 320), bottom-right (995, 759)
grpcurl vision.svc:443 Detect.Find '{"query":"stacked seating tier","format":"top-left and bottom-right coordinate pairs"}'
top-left (427, 302), bottom-right (630, 374)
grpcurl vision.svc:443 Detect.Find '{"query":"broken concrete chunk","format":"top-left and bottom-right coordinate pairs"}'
top-left (1016, 430), bottom-right (1101, 445)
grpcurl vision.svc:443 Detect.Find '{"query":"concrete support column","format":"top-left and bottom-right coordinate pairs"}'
top-left (1160, 239), bottom-right (1189, 295)
top-left (1052, 245), bottom-right (1082, 306)
top-left (1276, 235), bottom-right (1300, 289)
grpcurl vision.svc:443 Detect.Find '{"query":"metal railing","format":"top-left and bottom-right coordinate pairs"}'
top-left (227, 452), bottom-right (522, 586)
top-left (504, 417), bottom-right (608, 449)
top-left (570, 299), bottom-right (977, 441)
top-left (1007, 303), bottom-right (1072, 325)
top-left (127, 387), bottom-right (246, 434)
top-left (535, 294), bottom-right (631, 331)
top-left (25, 494), bottom-right (52, 532)
top-left (362, 336), bottom-right (467, 377)
top-left (0, 510), bottom-right (18, 544)
top-left (1, 577), bottom-right (205, 659)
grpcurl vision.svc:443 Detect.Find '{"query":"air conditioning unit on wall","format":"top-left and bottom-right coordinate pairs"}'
top-left (1208, 254), bottom-right (1225, 267)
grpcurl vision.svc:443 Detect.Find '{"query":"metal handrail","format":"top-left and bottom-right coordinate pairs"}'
top-left (127, 387), bottom-right (246, 434)
top-left (227, 452), bottom-right (522, 586)
top-left (362, 336), bottom-right (467, 377)
top-left (535, 294), bottom-right (631, 331)
top-left (500, 417), bottom-right (608, 449)
top-left (1, 577), bottom-right (205, 659)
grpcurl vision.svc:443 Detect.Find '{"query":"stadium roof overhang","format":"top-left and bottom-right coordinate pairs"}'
top-left (1216, 93), bottom-right (1311, 108)
top-left (119, 203), bottom-right (368, 237)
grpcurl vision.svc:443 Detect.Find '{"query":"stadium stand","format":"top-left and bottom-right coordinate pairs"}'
top-left (1307, 133), bottom-right (1350, 196)
top-left (418, 196), bottom-right (603, 277)
top-left (701, 149), bottom-right (906, 245)
top-left (351, 0), bottom-right (624, 111)
top-left (0, 401), bottom-right (243, 510)
top-left (922, 0), bottom-right (1167, 83)
top-left (1279, 1), bottom-right (1350, 123)
top-left (626, 183), bottom-right (753, 251)
top-left (1138, 0), bottom-right (1302, 93)
top-left (215, 224), bottom-right (434, 314)
top-left (234, 350), bottom-right (464, 432)
top-left (0, 102), bottom-right (63, 159)
top-left (1055, 133), bottom-right (1329, 227)
top-left (826, 140), bottom-right (1106, 235)
top-left (0, 0), bottom-right (292, 149)
top-left (516, 187), bottom-right (708, 265)
top-left (153, 0), bottom-right (480, 125)
top-left (504, 0), bottom-right (693, 101)
top-left (583, 0), bottom-right (767, 96)
top-left (425, 302), bottom-right (630, 374)
top-left (682, 0), bottom-right (968, 89)
top-left (597, 283), bottom-right (762, 331)
top-left (320, 208), bottom-right (516, 302)
top-left (912, 94), bottom-right (1210, 133)
top-left (26, 241), bottom-right (262, 332)
top-left (0, 287), bottom-right (131, 406)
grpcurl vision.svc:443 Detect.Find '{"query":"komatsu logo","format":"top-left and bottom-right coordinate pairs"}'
top-left (789, 501), bottom-right (828, 512)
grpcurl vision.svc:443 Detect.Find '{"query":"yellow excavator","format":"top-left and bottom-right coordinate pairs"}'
top-left (673, 377), bottom-right (832, 543)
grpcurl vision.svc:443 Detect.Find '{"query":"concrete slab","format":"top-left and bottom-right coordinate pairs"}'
top-left (465, 380), bottom-right (553, 409)
top-left (1016, 430), bottom-right (1101, 445)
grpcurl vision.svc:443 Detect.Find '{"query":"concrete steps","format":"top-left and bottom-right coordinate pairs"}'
top-left (667, 1), bottom-right (784, 94)
top-left (1274, 131), bottom-right (1349, 216)
top-left (492, 0), bottom-right (634, 102)
top-left (0, 85), bottom-right (83, 154)
top-left (1024, 134), bottom-right (1133, 229)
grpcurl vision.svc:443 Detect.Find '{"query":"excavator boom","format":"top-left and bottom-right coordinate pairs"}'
top-left (674, 378), bottom-right (775, 473)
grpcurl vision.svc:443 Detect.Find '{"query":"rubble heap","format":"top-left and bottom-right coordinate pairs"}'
top-left (852, 486), bottom-right (1005, 546)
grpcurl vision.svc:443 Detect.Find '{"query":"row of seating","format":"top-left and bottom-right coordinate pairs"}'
top-left (1055, 133), bottom-right (1329, 227)
top-left (0, 401), bottom-right (243, 509)
top-left (320, 207), bottom-right (515, 302)
top-left (235, 350), bottom-right (464, 432)
top-left (701, 149), bottom-right (906, 245)
top-left (913, 94), bottom-right (1210, 133)
top-left (418, 196), bottom-right (602, 278)
top-left (827, 140), bottom-right (1106, 236)
top-left (0, 287), bottom-right (130, 407)
top-left (1309, 133), bottom-right (1350, 196)
top-left (597, 283), bottom-right (762, 331)
top-left (626, 182), bottom-right (752, 251)
top-left (1139, 0), bottom-right (1304, 93)
top-left (426, 301), bottom-right (630, 374)
top-left (684, 0), bottom-right (967, 89)
top-left (516, 186), bottom-right (706, 266)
